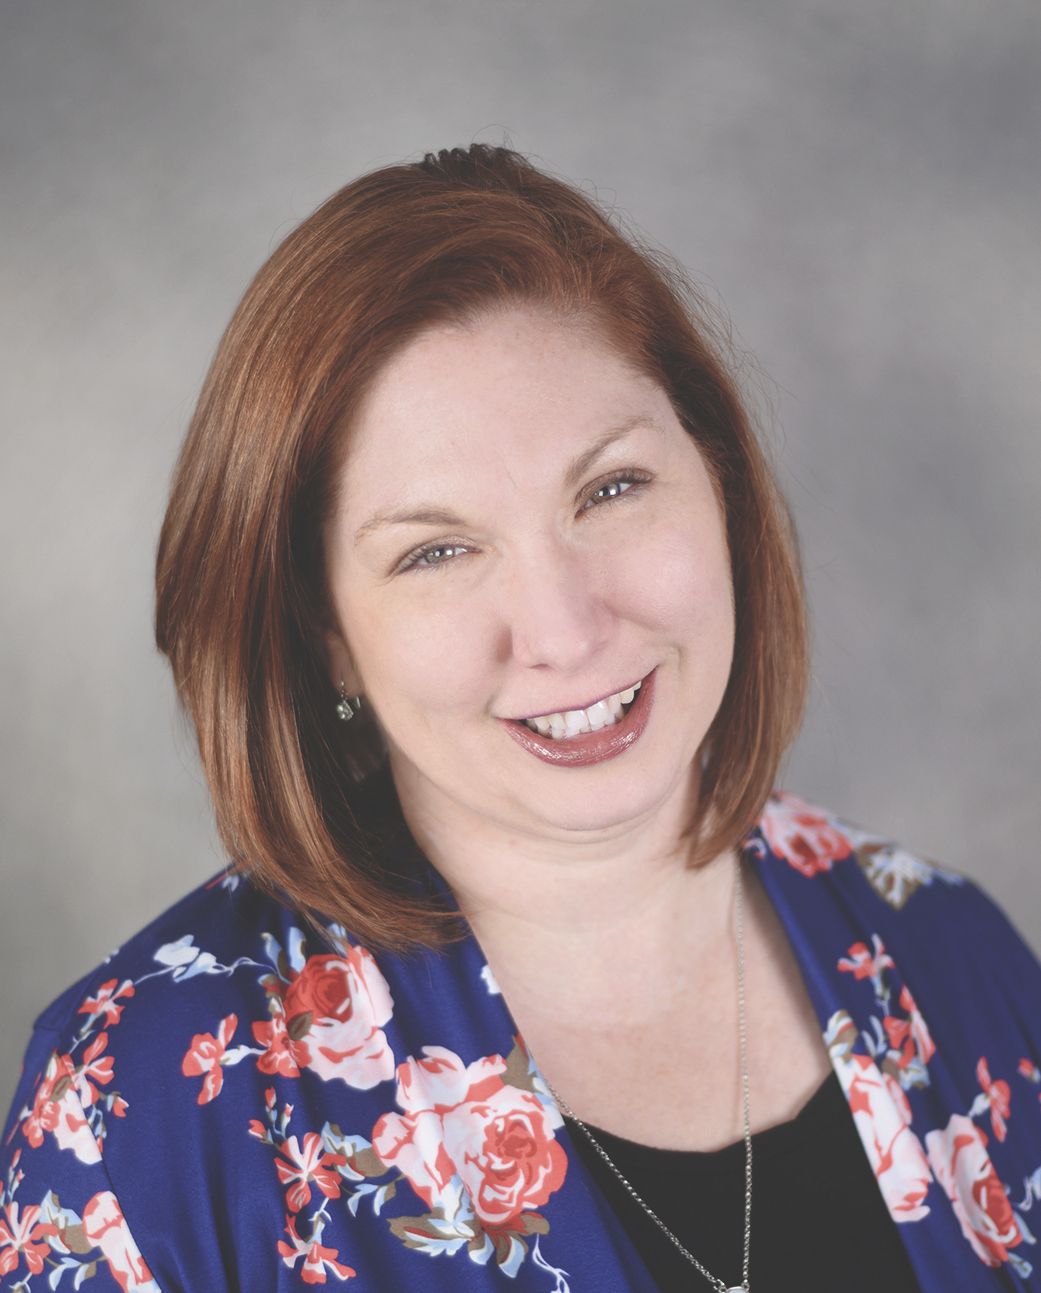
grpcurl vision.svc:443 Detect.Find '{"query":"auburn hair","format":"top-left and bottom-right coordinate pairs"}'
top-left (155, 144), bottom-right (810, 952)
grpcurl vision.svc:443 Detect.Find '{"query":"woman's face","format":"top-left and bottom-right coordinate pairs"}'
top-left (323, 305), bottom-right (735, 842)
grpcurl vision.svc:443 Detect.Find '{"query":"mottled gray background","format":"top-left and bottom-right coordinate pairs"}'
top-left (2, 0), bottom-right (1038, 1101)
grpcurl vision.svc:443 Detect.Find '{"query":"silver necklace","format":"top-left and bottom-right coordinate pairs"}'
top-left (538, 858), bottom-right (752, 1293)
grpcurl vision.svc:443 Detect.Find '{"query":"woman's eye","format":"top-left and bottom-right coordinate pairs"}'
top-left (592, 480), bottom-right (631, 502)
top-left (400, 543), bottom-right (469, 572)
top-left (582, 471), bottom-right (650, 510)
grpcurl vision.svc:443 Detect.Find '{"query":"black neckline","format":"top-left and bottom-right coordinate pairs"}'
top-left (563, 1067), bottom-right (844, 1174)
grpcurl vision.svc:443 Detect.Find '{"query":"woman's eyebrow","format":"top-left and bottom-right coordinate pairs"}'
top-left (353, 414), bottom-right (662, 545)
top-left (354, 506), bottom-right (466, 545)
top-left (562, 414), bottom-right (660, 489)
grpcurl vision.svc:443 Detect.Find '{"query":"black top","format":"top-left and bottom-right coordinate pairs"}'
top-left (563, 1069), bottom-right (924, 1293)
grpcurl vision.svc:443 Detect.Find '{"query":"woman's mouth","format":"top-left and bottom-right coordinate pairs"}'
top-left (499, 669), bottom-right (656, 767)
top-left (520, 679), bottom-right (642, 739)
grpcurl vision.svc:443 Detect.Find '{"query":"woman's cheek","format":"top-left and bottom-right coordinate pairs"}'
top-left (621, 516), bottom-right (732, 631)
top-left (368, 594), bottom-right (498, 726)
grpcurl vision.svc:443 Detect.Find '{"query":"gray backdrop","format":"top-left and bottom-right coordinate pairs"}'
top-left (2, 0), bottom-right (1038, 1102)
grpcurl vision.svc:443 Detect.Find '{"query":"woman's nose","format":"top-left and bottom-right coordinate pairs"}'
top-left (501, 541), bottom-right (614, 673)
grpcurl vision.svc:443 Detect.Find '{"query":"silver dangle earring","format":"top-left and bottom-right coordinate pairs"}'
top-left (335, 681), bottom-right (361, 722)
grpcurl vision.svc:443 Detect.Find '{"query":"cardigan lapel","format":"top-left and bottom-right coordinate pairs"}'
top-left (748, 797), bottom-right (1041, 1290)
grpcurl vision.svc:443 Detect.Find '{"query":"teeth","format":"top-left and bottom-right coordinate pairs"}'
top-left (586, 700), bottom-right (610, 731)
top-left (522, 678), bottom-right (644, 739)
top-left (563, 709), bottom-right (589, 737)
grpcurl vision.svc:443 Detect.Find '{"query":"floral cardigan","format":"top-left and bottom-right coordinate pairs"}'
top-left (2, 791), bottom-right (1041, 1292)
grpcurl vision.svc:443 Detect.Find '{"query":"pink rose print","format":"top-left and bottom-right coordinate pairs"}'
top-left (826, 1012), bottom-right (932, 1223)
top-left (447, 1083), bottom-right (568, 1229)
top-left (78, 978), bottom-right (136, 1027)
top-left (271, 947), bottom-right (395, 1089)
top-left (277, 1214), bottom-right (356, 1284)
top-left (275, 1133), bottom-right (348, 1213)
top-left (976, 1058), bottom-right (1011, 1143)
top-left (884, 985), bottom-right (936, 1072)
top-left (82, 1192), bottom-right (157, 1293)
top-left (1018, 1057), bottom-right (1040, 1082)
top-left (373, 1046), bottom-right (567, 1232)
top-left (181, 1013), bottom-right (239, 1104)
top-left (0, 1201), bottom-right (56, 1279)
top-left (372, 1106), bottom-right (458, 1215)
top-left (924, 1114), bottom-right (1023, 1267)
top-left (284, 953), bottom-right (364, 1021)
top-left (760, 793), bottom-right (853, 876)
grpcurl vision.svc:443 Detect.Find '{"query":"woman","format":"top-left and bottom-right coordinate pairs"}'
top-left (2, 145), bottom-right (1039, 1293)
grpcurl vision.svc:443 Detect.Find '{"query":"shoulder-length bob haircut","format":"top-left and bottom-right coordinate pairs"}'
top-left (155, 143), bottom-right (809, 952)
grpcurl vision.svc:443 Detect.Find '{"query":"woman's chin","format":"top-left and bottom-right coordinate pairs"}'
top-left (505, 760), bottom-right (696, 840)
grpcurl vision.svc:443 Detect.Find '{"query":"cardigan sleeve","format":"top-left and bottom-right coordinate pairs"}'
top-left (1, 1019), bottom-right (162, 1292)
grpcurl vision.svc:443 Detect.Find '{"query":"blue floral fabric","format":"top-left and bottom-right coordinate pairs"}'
top-left (2, 791), bottom-right (1041, 1291)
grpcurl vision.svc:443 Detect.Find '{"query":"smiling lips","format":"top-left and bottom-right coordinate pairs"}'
top-left (500, 670), bottom-right (655, 767)
top-left (520, 678), bottom-right (643, 738)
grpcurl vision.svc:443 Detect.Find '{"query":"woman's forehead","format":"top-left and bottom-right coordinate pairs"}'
top-left (339, 309), bottom-right (674, 494)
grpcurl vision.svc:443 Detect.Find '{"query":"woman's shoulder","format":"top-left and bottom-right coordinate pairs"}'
top-left (0, 868), bottom-right (392, 1290)
top-left (2, 870), bottom-right (302, 1154)
top-left (749, 789), bottom-right (1040, 984)
top-left (21, 867), bottom-right (297, 1056)
top-left (754, 789), bottom-right (974, 897)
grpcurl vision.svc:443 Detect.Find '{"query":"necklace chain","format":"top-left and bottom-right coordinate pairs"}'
top-left (537, 859), bottom-right (751, 1293)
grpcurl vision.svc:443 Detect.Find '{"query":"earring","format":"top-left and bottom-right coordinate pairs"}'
top-left (335, 682), bottom-right (362, 722)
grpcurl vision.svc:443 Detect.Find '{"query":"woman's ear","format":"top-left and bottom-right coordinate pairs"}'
top-left (324, 628), bottom-right (363, 698)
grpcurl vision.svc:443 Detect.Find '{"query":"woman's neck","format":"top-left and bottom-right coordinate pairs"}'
top-left (390, 759), bottom-right (740, 1030)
